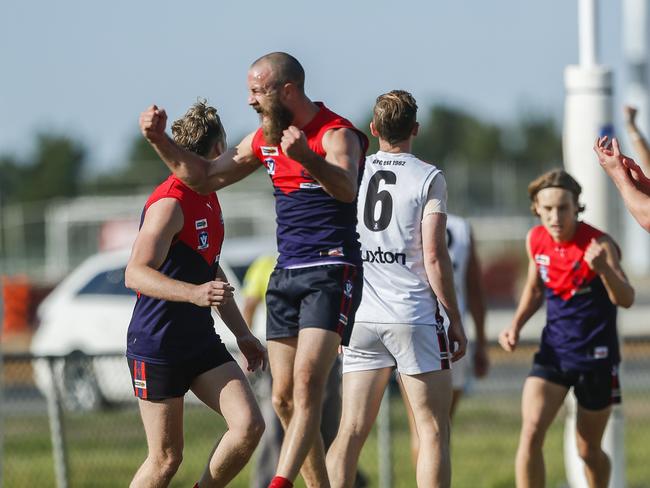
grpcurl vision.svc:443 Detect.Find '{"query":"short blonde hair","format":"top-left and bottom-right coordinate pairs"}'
top-left (171, 99), bottom-right (226, 157)
top-left (372, 90), bottom-right (418, 145)
top-left (528, 168), bottom-right (585, 216)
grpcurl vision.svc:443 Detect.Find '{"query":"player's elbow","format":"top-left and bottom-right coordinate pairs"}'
top-left (338, 191), bottom-right (357, 203)
top-left (124, 264), bottom-right (140, 292)
top-left (330, 185), bottom-right (357, 203)
top-left (614, 289), bottom-right (635, 309)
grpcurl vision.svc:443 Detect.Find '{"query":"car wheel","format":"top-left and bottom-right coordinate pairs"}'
top-left (60, 352), bottom-right (105, 412)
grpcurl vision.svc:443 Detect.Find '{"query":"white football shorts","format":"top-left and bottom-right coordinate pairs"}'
top-left (343, 321), bottom-right (452, 375)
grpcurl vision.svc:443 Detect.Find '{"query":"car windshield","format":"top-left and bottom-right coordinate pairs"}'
top-left (76, 267), bottom-right (134, 296)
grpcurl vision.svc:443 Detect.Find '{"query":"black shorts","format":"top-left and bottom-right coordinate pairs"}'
top-left (529, 361), bottom-right (622, 411)
top-left (266, 264), bottom-right (363, 346)
top-left (127, 341), bottom-right (234, 401)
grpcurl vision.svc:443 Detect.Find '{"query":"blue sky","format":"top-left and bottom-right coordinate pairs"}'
top-left (1, 1), bottom-right (623, 173)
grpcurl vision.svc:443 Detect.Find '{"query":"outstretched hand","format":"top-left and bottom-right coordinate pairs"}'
top-left (595, 136), bottom-right (650, 188)
top-left (139, 105), bottom-right (168, 144)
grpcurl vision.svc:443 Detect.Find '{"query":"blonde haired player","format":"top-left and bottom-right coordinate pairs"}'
top-left (326, 90), bottom-right (467, 488)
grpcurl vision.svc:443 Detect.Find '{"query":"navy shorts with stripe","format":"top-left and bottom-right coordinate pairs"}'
top-left (529, 358), bottom-right (622, 411)
top-left (265, 264), bottom-right (363, 346)
top-left (127, 341), bottom-right (234, 401)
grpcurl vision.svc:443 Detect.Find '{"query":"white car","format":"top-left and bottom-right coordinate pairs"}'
top-left (31, 245), bottom-right (266, 411)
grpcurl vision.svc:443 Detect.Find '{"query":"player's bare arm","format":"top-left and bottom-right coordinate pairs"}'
top-left (584, 236), bottom-right (635, 308)
top-left (213, 265), bottom-right (268, 372)
top-left (499, 232), bottom-right (544, 352)
top-left (466, 231), bottom-right (489, 377)
top-left (422, 210), bottom-right (468, 362)
top-left (125, 198), bottom-right (234, 306)
top-left (139, 105), bottom-right (259, 194)
top-left (281, 126), bottom-right (362, 203)
top-left (594, 136), bottom-right (650, 232)
top-left (624, 105), bottom-right (650, 174)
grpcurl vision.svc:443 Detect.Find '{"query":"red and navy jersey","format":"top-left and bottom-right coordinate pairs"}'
top-left (126, 175), bottom-right (225, 365)
top-left (251, 102), bottom-right (368, 268)
top-left (530, 222), bottom-right (619, 371)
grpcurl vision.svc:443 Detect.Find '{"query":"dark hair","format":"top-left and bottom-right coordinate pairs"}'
top-left (528, 168), bottom-right (585, 215)
top-left (372, 90), bottom-right (418, 145)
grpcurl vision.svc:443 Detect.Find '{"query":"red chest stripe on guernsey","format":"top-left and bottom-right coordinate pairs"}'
top-left (258, 145), bottom-right (322, 193)
top-left (251, 103), bottom-right (368, 195)
top-left (144, 176), bottom-right (224, 266)
top-left (529, 222), bottom-right (603, 301)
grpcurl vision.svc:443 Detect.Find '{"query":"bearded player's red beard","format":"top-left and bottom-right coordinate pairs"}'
top-left (256, 95), bottom-right (294, 146)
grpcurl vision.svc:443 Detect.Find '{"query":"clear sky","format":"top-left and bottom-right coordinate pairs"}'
top-left (1, 1), bottom-right (623, 173)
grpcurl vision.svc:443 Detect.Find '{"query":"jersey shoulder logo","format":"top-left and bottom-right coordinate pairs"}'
top-left (261, 146), bottom-right (279, 156)
top-left (534, 254), bottom-right (550, 266)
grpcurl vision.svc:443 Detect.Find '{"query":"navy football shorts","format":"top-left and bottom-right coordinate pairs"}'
top-left (127, 341), bottom-right (234, 401)
top-left (265, 264), bottom-right (362, 346)
top-left (529, 360), bottom-right (622, 411)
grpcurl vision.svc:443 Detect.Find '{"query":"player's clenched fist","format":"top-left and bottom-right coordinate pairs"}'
top-left (498, 327), bottom-right (519, 352)
top-left (584, 238), bottom-right (607, 273)
top-left (190, 280), bottom-right (234, 307)
top-left (139, 105), bottom-right (168, 144)
top-left (281, 126), bottom-right (310, 161)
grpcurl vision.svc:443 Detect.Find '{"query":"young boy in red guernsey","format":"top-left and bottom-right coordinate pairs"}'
top-left (499, 169), bottom-right (634, 488)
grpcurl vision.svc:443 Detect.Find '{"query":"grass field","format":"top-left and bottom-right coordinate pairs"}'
top-left (6, 389), bottom-right (650, 488)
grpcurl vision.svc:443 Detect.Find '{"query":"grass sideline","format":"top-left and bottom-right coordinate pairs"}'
top-left (6, 390), bottom-right (650, 487)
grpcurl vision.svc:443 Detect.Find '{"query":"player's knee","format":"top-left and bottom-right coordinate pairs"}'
top-left (272, 391), bottom-right (293, 420)
top-left (152, 449), bottom-right (183, 479)
top-left (247, 411), bottom-right (266, 444)
top-left (576, 439), bottom-right (606, 465)
top-left (337, 416), bottom-right (374, 442)
top-left (293, 371), bottom-right (325, 407)
top-left (520, 421), bottom-right (546, 449)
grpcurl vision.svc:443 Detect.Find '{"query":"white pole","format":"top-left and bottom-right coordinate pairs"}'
top-left (578, 0), bottom-right (597, 67)
top-left (563, 2), bottom-right (625, 487)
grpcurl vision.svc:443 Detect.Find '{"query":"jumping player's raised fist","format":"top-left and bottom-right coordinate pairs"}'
top-left (281, 126), bottom-right (310, 162)
top-left (190, 279), bottom-right (234, 307)
top-left (139, 105), bottom-right (168, 144)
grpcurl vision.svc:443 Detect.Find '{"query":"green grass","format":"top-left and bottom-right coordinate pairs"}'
top-left (5, 392), bottom-right (650, 487)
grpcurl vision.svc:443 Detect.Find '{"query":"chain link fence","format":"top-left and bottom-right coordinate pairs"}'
top-left (3, 340), bottom-right (650, 488)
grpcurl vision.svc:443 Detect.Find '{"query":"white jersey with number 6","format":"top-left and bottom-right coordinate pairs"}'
top-left (355, 151), bottom-right (446, 325)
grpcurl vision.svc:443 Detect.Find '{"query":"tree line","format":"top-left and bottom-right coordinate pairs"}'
top-left (0, 104), bottom-right (562, 211)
